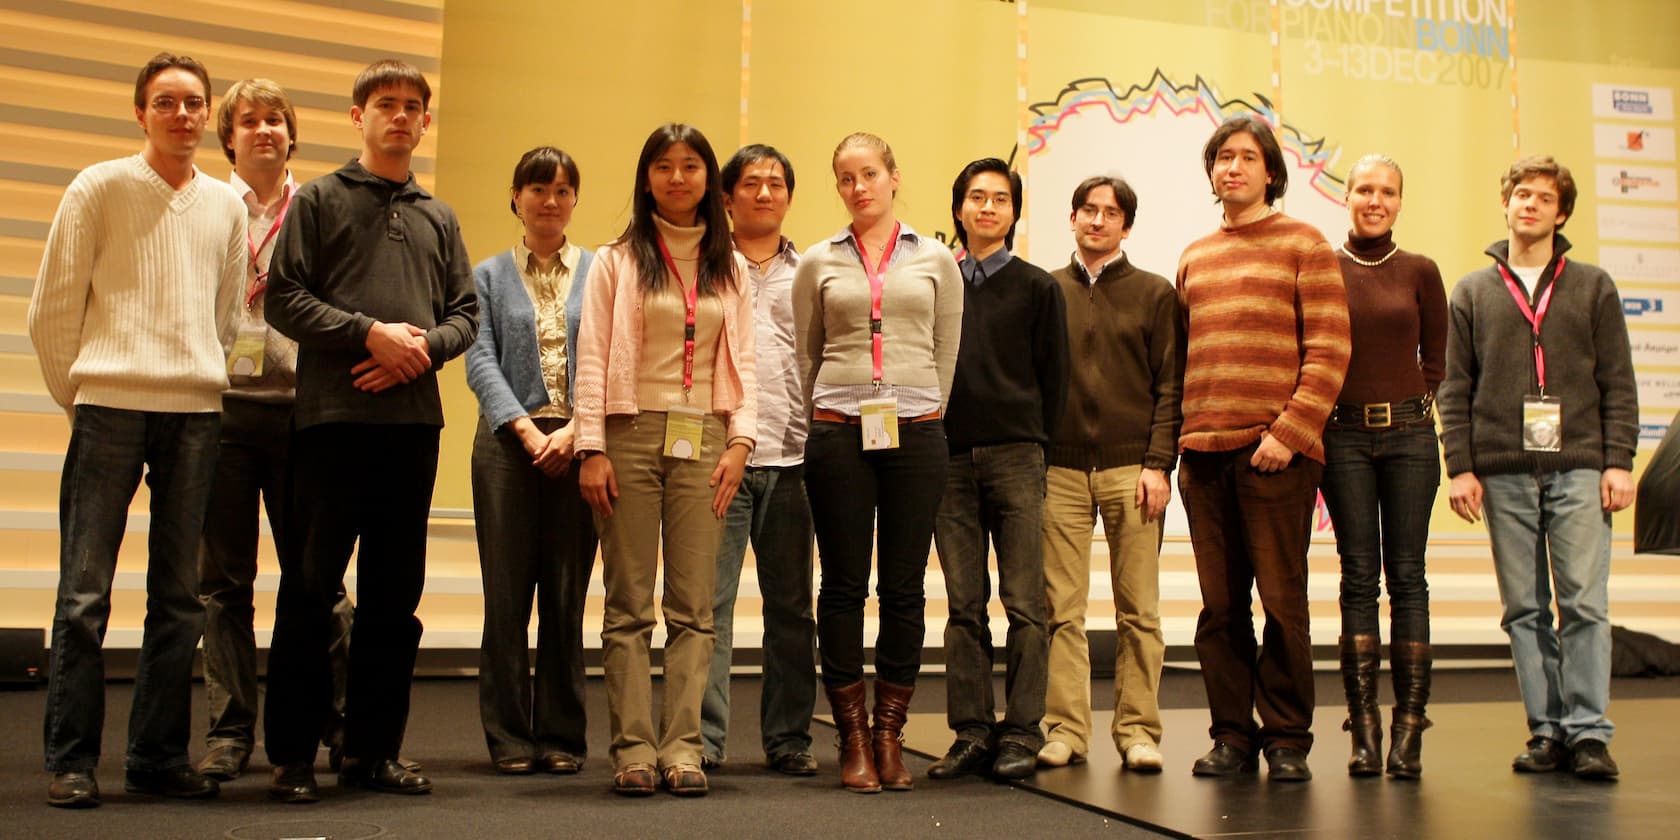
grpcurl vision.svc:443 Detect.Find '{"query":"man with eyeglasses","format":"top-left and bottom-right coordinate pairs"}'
top-left (1036, 175), bottom-right (1182, 775)
top-left (926, 158), bottom-right (1068, 781)
top-left (30, 52), bottom-right (246, 808)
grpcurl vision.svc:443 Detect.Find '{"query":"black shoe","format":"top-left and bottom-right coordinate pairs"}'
top-left (538, 752), bottom-right (582, 775)
top-left (196, 743), bottom-right (250, 781)
top-left (991, 742), bottom-right (1037, 781)
top-left (1192, 742), bottom-right (1258, 776)
top-left (928, 738), bottom-right (993, 780)
top-left (1513, 736), bottom-right (1568, 773)
top-left (767, 751), bottom-right (819, 776)
top-left (1571, 739), bottom-right (1620, 780)
top-left (339, 758), bottom-right (433, 794)
top-left (124, 765), bottom-right (220, 799)
top-left (1265, 747), bottom-right (1312, 782)
top-left (47, 771), bottom-right (100, 808)
top-left (268, 763), bottom-right (319, 804)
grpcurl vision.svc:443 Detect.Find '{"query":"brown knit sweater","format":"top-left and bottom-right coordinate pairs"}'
top-left (1175, 212), bottom-right (1350, 463)
top-left (1335, 230), bottom-right (1448, 404)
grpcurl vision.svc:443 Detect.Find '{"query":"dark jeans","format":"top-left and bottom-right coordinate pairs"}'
top-left (199, 397), bottom-right (353, 751)
top-left (701, 463), bottom-right (817, 763)
top-left (805, 419), bottom-right (947, 687)
top-left (932, 443), bottom-right (1048, 749)
top-left (264, 423), bottom-right (438, 766)
top-left (471, 417), bottom-right (597, 762)
top-left (1319, 424), bottom-right (1439, 641)
top-left (43, 406), bottom-right (219, 773)
top-left (1179, 442), bottom-right (1320, 755)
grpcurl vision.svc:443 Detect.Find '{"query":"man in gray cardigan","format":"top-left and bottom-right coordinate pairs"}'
top-left (1439, 154), bottom-right (1638, 781)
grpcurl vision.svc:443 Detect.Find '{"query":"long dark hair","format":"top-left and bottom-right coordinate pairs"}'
top-left (617, 123), bottom-right (736, 296)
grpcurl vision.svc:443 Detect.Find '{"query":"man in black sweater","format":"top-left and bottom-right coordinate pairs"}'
top-left (1038, 175), bottom-right (1181, 774)
top-left (1440, 155), bottom-right (1637, 780)
top-left (928, 158), bottom-right (1069, 781)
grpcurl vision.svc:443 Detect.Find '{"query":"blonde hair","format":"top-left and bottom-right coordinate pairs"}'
top-left (1348, 153), bottom-right (1403, 197)
top-left (832, 132), bottom-right (897, 173)
top-left (215, 78), bottom-right (297, 165)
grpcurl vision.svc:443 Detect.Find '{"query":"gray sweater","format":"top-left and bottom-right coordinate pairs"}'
top-left (1438, 235), bottom-right (1638, 478)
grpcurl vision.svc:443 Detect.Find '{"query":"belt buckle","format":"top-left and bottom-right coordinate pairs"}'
top-left (1363, 402), bottom-right (1392, 428)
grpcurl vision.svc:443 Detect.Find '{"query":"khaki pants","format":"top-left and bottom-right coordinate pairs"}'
top-left (1041, 464), bottom-right (1165, 755)
top-left (597, 412), bottom-right (725, 770)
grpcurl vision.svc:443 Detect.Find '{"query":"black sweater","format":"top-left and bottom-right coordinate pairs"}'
top-left (943, 256), bottom-right (1069, 453)
top-left (1439, 235), bottom-right (1639, 477)
top-left (266, 160), bottom-right (479, 428)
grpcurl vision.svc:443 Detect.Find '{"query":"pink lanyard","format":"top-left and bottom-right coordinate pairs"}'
top-left (656, 235), bottom-right (702, 396)
top-left (850, 223), bottom-right (901, 385)
top-left (245, 188), bottom-right (293, 309)
top-left (1496, 257), bottom-right (1565, 393)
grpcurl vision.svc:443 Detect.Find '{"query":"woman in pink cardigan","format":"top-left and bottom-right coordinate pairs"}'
top-left (573, 123), bottom-right (757, 798)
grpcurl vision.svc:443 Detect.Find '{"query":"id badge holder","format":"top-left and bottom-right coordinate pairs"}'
top-left (664, 405), bottom-right (706, 461)
top-left (858, 397), bottom-right (900, 451)
top-left (1522, 395), bottom-right (1563, 452)
top-left (227, 324), bottom-right (268, 378)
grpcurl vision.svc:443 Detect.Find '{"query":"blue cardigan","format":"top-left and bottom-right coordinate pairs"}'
top-left (465, 247), bottom-right (593, 430)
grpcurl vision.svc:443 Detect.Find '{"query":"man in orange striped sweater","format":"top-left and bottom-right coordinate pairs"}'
top-left (1175, 115), bottom-right (1349, 783)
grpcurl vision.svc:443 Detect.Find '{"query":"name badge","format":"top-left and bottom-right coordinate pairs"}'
top-left (859, 397), bottom-right (900, 451)
top-left (1522, 395), bottom-right (1562, 452)
top-left (664, 405), bottom-right (706, 461)
top-left (227, 324), bottom-right (268, 379)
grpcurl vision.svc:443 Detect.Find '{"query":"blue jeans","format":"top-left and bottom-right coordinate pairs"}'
top-left (1482, 469), bottom-right (1614, 745)
top-left (701, 464), bottom-right (817, 763)
top-left (932, 443), bottom-right (1048, 749)
top-left (1319, 424), bottom-right (1439, 641)
top-left (43, 406), bottom-right (220, 773)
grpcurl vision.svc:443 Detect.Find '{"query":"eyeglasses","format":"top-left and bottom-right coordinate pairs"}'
top-left (1076, 204), bottom-right (1124, 223)
top-left (149, 95), bottom-right (207, 114)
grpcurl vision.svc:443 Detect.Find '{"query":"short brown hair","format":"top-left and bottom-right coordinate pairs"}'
top-left (133, 52), bottom-right (210, 110)
top-left (215, 79), bottom-right (298, 165)
top-left (352, 59), bottom-right (431, 109)
top-left (1500, 154), bottom-right (1577, 228)
top-left (1070, 175), bottom-right (1139, 231)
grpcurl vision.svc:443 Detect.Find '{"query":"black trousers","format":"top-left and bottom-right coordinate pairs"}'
top-left (264, 423), bottom-right (439, 766)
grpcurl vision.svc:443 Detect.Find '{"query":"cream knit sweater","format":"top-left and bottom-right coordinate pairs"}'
top-left (29, 155), bottom-right (246, 415)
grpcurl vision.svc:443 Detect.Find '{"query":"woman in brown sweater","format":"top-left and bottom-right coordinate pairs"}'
top-left (1320, 154), bottom-right (1448, 779)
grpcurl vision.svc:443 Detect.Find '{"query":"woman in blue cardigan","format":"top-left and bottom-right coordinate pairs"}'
top-left (465, 146), bottom-right (597, 776)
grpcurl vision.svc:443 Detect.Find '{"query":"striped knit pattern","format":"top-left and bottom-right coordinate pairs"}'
top-left (1175, 212), bottom-right (1349, 463)
top-left (28, 155), bottom-right (246, 414)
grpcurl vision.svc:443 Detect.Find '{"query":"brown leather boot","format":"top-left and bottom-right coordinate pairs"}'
top-left (1387, 640), bottom-right (1432, 779)
top-left (825, 680), bottom-right (880, 793)
top-left (871, 679), bottom-right (915, 791)
top-left (1339, 634), bottom-right (1383, 776)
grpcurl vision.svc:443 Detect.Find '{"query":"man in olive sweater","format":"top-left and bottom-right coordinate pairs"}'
top-left (929, 159), bottom-right (1068, 781)
top-left (1440, 155), bottom-right (1637, 780)
top-left (1038, 175), bottom-right (1181, 774)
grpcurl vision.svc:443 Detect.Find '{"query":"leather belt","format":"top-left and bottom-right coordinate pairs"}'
top-left (1329, 395), bottom-right (1434, 429)
top-left (812, 407), bottom-right (941, 425)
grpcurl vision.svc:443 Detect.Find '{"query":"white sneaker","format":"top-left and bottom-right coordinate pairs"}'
top-left (1037, 741), bottom-right (1082, 767)
top-left (1124, 742), bottom-right (1164, 772)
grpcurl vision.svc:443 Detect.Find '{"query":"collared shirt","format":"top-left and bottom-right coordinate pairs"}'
top-left (227, 169), bottom-right (298, 401)
top-left (959, 245), bottom-right (1012, 287)
top-left (811, 222), bottom-right (943, 417)
top-left (513, 239), bottom-right (580, 418)
top-left (743, 237), bottom-right (807, 467)
top-left (1072, 249), bottom-right (1124, 285)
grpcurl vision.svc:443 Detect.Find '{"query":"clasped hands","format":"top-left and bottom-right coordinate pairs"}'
top-left (353, 321), bottom-right (430, 392)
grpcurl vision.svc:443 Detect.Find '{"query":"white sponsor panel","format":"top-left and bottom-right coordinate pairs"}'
top-left (1594, 124), bottom-right (1677, 162)
top-left (1593, 83), bottom-right (1675, 121)
top-left (1622, 292), bottom-right (1679, 326)
top-left (1598, 205), bottom-right (1680, 242)
top-left (1596, 164), bottom-right (1678, 202)
top-left (1639, 413), bottom-right (1673, 449)
top-left (1638, 373), bottom-right (1680, 410)
top-left (1630, 329), bottom-right (1680, 367)
top-left (1600, 246), bottom-right (1680, 282)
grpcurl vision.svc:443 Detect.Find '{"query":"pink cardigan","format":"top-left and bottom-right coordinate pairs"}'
top-left (572, 241), bottom-right (757, 453)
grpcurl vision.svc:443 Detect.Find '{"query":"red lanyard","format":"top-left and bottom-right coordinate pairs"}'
top-left (851, 223), bottom-right (901, 385)
top-left (1496, 257), bottom-right (1565, 393)
top-left (656, 235), bottom-right (702, 397)
top-left (245, 187), bottom-right (293, 309)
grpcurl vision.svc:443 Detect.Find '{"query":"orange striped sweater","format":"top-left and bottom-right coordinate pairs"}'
top-left (1174, 212), bottom-right (1349, 463)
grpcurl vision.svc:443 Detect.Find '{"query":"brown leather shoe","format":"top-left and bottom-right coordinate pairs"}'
top-left (47, 771), bottom-right (100, 809)
top-left (197, 743), bottom-right (251, 782)
top-left (662, 764), bottom-right (708, 797)
top-left (612, 763), bottom-right (657, 796)
top-left (825, 680), bottom-right (880, 793)
top-left (538, 752), bottom-right (581, 775)
top-left (493, 756), bottom-right (535, 775)
top-left (871, 679), bottom-right (915, 791)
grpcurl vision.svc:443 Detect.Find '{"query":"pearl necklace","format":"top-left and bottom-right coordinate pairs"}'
top-left (1340, 244), bottom-right (1399, 267)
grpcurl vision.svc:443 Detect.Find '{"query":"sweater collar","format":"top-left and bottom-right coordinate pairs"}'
top-left (1484, 233), bottom-right (1574, 274)
top-left (653, 213), bottom-right (707, 259)
top-left (1343, 229), bottom-right (1396, 261)
top-left (335, 158), bottom-right (429, 198)
top-left (1068, 251), bottom-right (1132, 284)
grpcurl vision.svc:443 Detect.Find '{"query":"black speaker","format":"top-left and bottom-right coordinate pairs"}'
top-left (0, 628), bottom-right (45, 688)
